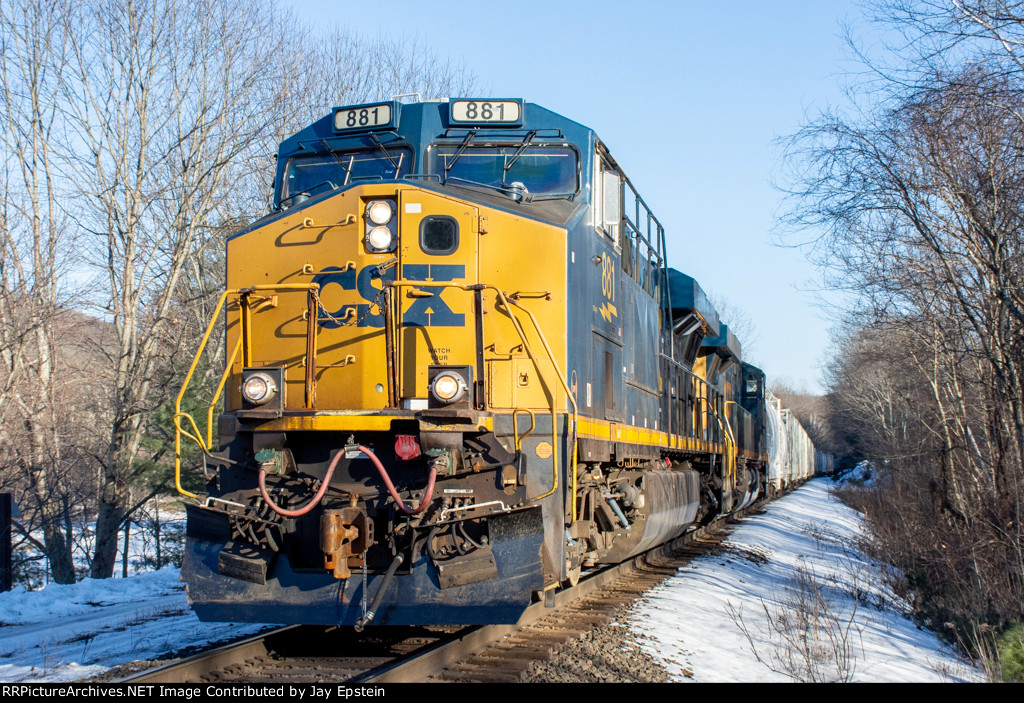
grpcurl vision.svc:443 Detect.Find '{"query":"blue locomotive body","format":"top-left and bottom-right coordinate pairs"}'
top-left (174, 98), bottom-right (787, 627)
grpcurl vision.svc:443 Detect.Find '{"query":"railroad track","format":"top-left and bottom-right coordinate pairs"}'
top-left (432, 527), bottom-right (731, 683)
top-left (119, 513), bottom-right (747, 684)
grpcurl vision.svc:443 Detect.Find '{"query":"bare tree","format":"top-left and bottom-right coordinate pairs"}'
top-left (782, 2), bottom-right (1024, 654)
top-left (0, 0), bottom-right (479, 584)
top-left (55, 0), bottom-right (290, 578)
top-left (0, 0), bottom-right (78, 583)
top-left (708, 293), bottom-right (761, 364)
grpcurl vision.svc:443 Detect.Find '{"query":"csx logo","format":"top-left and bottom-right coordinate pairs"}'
top-left (312, 264), bottom-right (465, 328)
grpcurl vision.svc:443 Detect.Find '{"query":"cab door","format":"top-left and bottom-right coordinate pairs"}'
top-left (396, 189), bottom-right (480, 403)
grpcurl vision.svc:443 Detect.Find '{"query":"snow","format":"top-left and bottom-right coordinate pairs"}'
top-left (844, 460), bottom-right (877, 486)
top-left (0, 567), bottom-right (268, 682)
top-left (630, 478), bottom-right (982, 682)
top-left (0, 478), bottom-right (983, 682)
top-left (13, 504), bottom-right (188, 591)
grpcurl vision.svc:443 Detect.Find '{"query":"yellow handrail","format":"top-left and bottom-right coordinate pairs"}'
top-left (503, 297), bottom-right (580, 519)
top-left (512, 408), bottom-right (536, 453)
top-left (206, 336), bottom-right (243, 449)
top-left (723, 400), bottom-right (738, 487)
top-left (709, 400), bottom-right (737, 493)
top-left (174, 284), bottom-right (319, 500)
top-left (386, 280), bottom-right (577, 513)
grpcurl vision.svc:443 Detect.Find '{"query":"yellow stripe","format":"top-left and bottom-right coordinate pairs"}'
top-left (575, 415), bottom-right (734, 456)
top-left (575, 417), bottom-right (612, 439)
top-left (257, 414), bottom-right (493, 433)
top-left (255, 411), bottom-right (746, 458)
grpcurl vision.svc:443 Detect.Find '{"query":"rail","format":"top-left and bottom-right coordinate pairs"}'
top-left (173, 284), bottom-right (320, 500)
top-left (619, 167), bottom-right (667, 306)
top-left (384, 279), bottom-right (579, 513)
top-left (660, 353), bottom-right (725, 447)
top-left (174, 278), bottom-right (578, 516)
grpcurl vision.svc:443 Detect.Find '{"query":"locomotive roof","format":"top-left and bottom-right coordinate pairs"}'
top-left (259, 98), bottom-right (599, 230)
top-left (662, 268), bottom-right (721, 338)
top-left (277, 99), bottom-right (596, 158)
top-left (702, 323), bottom-right (742, 363)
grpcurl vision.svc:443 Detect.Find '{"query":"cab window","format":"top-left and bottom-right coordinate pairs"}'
top-left (428, 144), bottom-right (578, 195)
top-left (281, 148), bottom-right (412, 204)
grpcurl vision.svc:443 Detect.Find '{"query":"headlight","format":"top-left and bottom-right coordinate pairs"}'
top-left (430, 371), bottom-right (467, 404)
top-left (364, 199), bottom-right (397, 253)
top-left (366, 200), bottom-right (394, 225)
top-left (366, 226), bottom-right (394, 251)
top-left (242, 372), bottom-right (277, 406)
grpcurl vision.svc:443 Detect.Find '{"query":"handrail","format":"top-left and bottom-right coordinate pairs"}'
top-left (386, 279), bottom-right (577, 514)
top-left (207, 337), bottom-right (242, 450)
top-left (174, 283), bottom-right (320, 500)
top-left (503, 297), bottom-right (580, 519)
top-left (512, 408), bottom-right (536, 453)
top-left (712, 400), bottom-right (737, 494)
top-left (175, 278), bottom-right (575, 517)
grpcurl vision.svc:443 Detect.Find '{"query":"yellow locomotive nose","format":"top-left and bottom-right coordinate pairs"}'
top-left (218, 180), bottom-right (567, 417)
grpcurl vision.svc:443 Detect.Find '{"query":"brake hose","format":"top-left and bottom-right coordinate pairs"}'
top-left (258, 449), bottom-right (345, 518)
top-left (259, 444), bottom-right (437, 517)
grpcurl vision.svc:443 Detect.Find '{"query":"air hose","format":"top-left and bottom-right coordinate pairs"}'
top-left (355, 553), bottom-right (404, 631)
top-left (258, 449), bottom-right (345, 518)
top-left (358, 444), bottom-right (436, 515)
top-left (258, 444), bottom-right (437, 517)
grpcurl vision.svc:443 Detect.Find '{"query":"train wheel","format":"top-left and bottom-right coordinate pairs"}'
top-left (563, 563), bottom-right (581, 587)
top-left (563, 537), bottom-right (585, 587)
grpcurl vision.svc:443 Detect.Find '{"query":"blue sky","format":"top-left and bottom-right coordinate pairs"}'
top-left (294, 1), bottom-right (865, 392)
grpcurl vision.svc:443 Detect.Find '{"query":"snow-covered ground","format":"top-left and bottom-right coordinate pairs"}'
top-left (13, 502), bottom-right (188, 590)
top-left (630, 478), bottom-right (983, 682)
top-left (0, 568), bottom-right (268, 682)
top-left (0, 477), bottom-right (983, 682)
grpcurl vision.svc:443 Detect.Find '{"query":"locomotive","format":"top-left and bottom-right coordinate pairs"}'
top-left (174, 98), bottom-right (791, 627)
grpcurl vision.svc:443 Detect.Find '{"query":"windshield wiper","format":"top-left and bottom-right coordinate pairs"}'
top-left (528, 191), bottom-right (576, 202)
top-left (280, 180), bottom-right (337, 208)
top-left (368, 131), bottom-right (405, 174)
top-left (447, 177), bottom-right (555, 204)
top-left (502, 130), bottom-right (538, 180)
top-left (446, 176), bottom-right (509, 196)
top-left (320, 139), bottom-right (354, 186)
top-left (443, 130), bottom-right (479, 178)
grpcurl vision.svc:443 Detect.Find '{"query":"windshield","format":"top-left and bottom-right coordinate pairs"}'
top-left (281, 148), bottom-right (412, 201)
top-left (428, 145), bottom-right (578, 195)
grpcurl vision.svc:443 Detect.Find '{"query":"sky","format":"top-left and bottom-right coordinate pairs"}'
top-left (293, 1), bottom-right (869, 393)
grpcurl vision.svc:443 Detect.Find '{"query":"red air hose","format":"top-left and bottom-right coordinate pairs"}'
top-left (258, 449), bottom-right (344, 518)
top-left (258, 444), bottom-right (436, 517)
top-left (359, 444), bottom-right (436, 515)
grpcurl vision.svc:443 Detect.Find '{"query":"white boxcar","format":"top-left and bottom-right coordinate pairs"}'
top-left (782, 408), bottom-right (815, 484)
top-left (765, 390), bottom-right (788, 492)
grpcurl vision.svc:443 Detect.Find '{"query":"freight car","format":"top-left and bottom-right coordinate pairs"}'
top-left (174, 98), bottom-right (809, 627)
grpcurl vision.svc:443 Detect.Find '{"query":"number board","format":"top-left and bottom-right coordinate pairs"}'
top-left (449, 99), bottom-right (523, 126)
top-left (333, 102), bottom-right (396, 132)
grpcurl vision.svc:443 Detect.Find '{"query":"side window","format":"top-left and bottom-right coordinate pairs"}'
top-left (603, 170), bottom-right (621, 234)
top-left (595, 153), bottom-right (622, 246)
